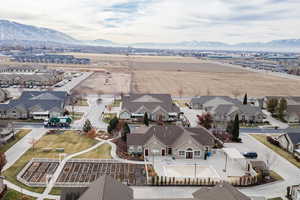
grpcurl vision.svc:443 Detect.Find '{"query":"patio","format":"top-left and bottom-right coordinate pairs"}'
top-left (150, 149), bottom-right (248, 181)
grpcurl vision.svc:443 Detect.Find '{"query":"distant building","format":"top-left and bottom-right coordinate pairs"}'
top-left (277, 128), bottom-right (300, 153)
top-left (0, 121), bottom-right (14, 145)
top-left (0, 89), bottom-right (9, 103)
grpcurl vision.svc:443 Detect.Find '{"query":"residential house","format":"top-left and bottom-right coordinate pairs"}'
top-left (61, 175), bottom-right (261, 200)
top-left (212, 104), bottom-right (265, 123)
top-left (0, 91), bottom-right (68, 119)
top-left (127, 125), bottom-right (219, 159)
top-left (119, 94), bottom-right (180, 122)
top-left (277, 128), bottom-right (300, 153)
top-left (0, 121), bottom-right (14, 145)
top-left (190, 96), bottom-right (242, 111)
top-left (289, 185), bottom-right (300, 200)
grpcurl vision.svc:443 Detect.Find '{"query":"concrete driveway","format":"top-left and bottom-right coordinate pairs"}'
top-left (181, 107), bottom-right (203, 127)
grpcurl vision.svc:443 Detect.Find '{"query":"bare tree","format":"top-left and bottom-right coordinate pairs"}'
top-left (231, 89), bottom-right (241, 99)
top-left (29, 138), bottom-right (38, 152)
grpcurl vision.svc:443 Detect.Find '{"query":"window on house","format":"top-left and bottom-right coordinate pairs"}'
top-left (179, 151), bottom-right (185, 156)
top-left (194, 151), bottom-right (201, 156)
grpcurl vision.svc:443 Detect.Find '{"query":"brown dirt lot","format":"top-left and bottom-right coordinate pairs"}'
top-left (132, 70), bottom-right (300, 97)
top-left (72, 71), bottom-right (131, 94)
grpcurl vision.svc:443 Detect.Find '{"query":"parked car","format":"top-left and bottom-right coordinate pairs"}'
top-left (243, 152), bottom-right (258, 159)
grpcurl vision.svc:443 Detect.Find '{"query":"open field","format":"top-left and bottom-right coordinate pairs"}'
top-left (250, 134), bottom-right (300, 168)
top-left (2, 130), bottom-right (97, 193)
top-left (3, 52), bottom-right (300, 97)
top-left (0, 129), bottom-right (31, 153)
top-left (132, 70), bottom-right (300, 97)
top-left (72, 71), bottom-right (131, 94)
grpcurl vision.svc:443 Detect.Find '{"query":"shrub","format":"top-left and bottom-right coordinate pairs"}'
top-left (267, 136), bottom-right (280, 146)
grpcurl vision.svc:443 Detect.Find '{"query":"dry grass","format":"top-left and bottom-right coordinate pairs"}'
top-left (0, 129), bottom-right (31, 153)
top-left (72, 72), bottom-right (131, 94)
top-left (2, 130), bottom-right (98, 193)
top-left (132, 70), bottom-right (300, 97)
top-left (250, 134), bottom-right (300, 168)
top-left (75, 144), bottom-right (112, 159)
top-left (74, 99), bottom-right (88, 106)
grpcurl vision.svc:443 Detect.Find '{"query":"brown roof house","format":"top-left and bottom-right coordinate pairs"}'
top-left (127, 125), bottom-right (218, 159)
top-left (62, 175), bottom-right (259, 200)
top-left (119, 94), bottom-right (180, 122)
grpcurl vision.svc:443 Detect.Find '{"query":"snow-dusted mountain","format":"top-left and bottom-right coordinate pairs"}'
top-left (0, 20), bottom-right (78, 44)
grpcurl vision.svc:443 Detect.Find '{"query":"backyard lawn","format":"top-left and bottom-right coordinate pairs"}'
top-left (0, 129), bottom-right (31, 153)
top-left (2, 189), bottom-right (36, 200)
top-left (75, 143), bottom-right (112, 159)
top-left (251, 134), bottom-right (300, 168)
top-left (70, 112), bottom-right (84, 121)
top-left (74, 99), bottom-right (88, 106)
top-left (2, 130), bottom-right (98, 193)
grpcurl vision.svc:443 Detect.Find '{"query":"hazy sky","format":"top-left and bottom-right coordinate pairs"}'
top-left (0, 0), bottom-right (300, 43)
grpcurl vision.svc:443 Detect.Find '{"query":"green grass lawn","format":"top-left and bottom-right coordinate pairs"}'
top-left (74, 99), bottom-right (88, 106)
top-left (270, 170), bottom-right (284, 181)
top-left (0, 129), bottom-right (31, 153)
top-left (2, 189), bottom-right (36, 200)
top-left (70, 112), bottom-right (84, 121)
top-left (111, 100), bottom-right (121, 107)
top-left (268, 198), bottom-right (283, 200)
top-left (250, 134), bottom-right (300, 168)
top-left (102, 113), bottom-right (117, 124)
top-left (2, 130), bottom-right (98, 193)
top-left (75, 144), bottom-right (112, 159)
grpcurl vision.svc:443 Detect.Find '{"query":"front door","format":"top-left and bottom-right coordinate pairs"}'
top-left (162, 149), bottom-right (166, 156)
top-left (145, 149), bottom-right (149, 156)
top-left (186, 152), bottom-right (193, 159)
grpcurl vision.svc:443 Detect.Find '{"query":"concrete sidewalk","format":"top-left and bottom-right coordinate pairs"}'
top-left (3, 128), bottom-right (48, 171)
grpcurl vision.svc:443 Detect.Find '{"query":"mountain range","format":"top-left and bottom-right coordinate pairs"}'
top-left (1, 19), bottom-right (300, 51)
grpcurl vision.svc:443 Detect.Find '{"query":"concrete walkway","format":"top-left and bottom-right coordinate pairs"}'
top-left (262, 110), bottom-right (289, 129)
top-left (4, 180), bottom-right (60, 200)
top-left (3, 128), bottom-right (48, 171)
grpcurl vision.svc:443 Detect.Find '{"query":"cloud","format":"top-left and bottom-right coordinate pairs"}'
top-left (0, 0), bottom-right (299, 44)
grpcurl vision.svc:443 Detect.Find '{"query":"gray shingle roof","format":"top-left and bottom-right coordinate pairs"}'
top-left (191, 96), bottom-right (241, 105)
top-left (127, 125), bottom-right (216, 146)
top-left (192, 182), bottom-right (251, 200)
top-left (286, 129), bottom-right (300, 145)
top-left (122, 94), bottom-right (179, 113)
top-left (0, 91), bottom-right (67, 113)
top-left (78, 175), bottom-right (133, 200)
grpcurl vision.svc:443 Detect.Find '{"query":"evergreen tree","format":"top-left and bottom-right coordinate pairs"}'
top-left (122, 123), bottom-right (131, 142)
top-left (232, 114), bottom-right (240, 141)
top-left (243, 93), bottom-right (248, 105)
top-left (83, 119), bottom-right (92, 133)
top-left (109, 116), bottom-right (119, 130)
top-left (144, 112), bottom-right (149, 126)
top-left (277, 98), bottom-right (287, 121)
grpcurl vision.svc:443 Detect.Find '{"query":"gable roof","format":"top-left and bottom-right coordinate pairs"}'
top-left (127, 125), bottom-right (216, 147)
top-left (192, 182), bottom-right (251, 200)
top-left (0, 91), bottom-right (67, 113)
top-left (191, 96), bottom-right (241, 106)
top-left (286, 129), bottom-right (300, 145)
top-left (79, 175), bottom-right (133, 200)
top-left (122, 94), bottom-right (179, 114)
